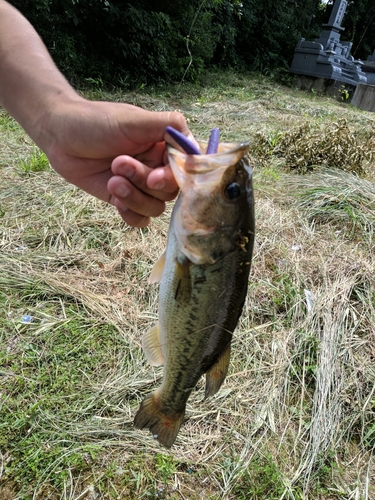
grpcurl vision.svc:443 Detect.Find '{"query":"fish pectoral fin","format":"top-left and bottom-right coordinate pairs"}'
top-left (134, 389), bottom-right (185, 449)
top-left (142, 323), bottom-right (164, 366)
top-left (148, 251), bottom-right (166, 284)
top-left (205, 343), bottom-right (231, 399)
top-left (174, 257), bottom-right (191, 304)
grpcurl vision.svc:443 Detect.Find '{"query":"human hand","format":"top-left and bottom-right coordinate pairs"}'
top-left (39, 98), bottom-right (194, 227)
top-left (0, 2), bottom-right (194, 227)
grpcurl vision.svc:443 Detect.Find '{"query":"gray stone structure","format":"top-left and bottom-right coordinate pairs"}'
top-left (290, 0), bottom-right (367, 90)
top-left (352, 83), bottom-right (375, 111)
top-left (362, 50), bottom-right (375, 85)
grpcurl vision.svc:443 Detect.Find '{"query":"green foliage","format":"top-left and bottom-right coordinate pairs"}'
top-left (155, 453), bottom-right (178, 483)
top-left (341, 0), bottom-right (375, 60)
top-left (10, 0), bottom-right (232, 86)
top-left (311, 449), bottom-right (341, 497)
top-left (19, 148), bottom-right (50, 173)
top-left (233, 454), bottom-right (286, 500)
top-left (0, 111), bottom-right (21, 133)
top-left (8, 0), bottom-right (336, 86)
top-left (290, 329), bottom-right (319, 390)
top-left (235, 0), bottom-right (322, 74)
top-left (337, 84), bottom-right (350, 101)
top-left (272, 271), bottom-right (300, 319)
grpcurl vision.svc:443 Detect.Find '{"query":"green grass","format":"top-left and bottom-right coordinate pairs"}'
top-left (19, 148), bottom-right (50, 173)
top-left (1, 296), bottom-right (121, 496)
top-left (1, 70), bottom-right (375, 499)
top-left (233, 453), bottom-right (288, 500)
top-left (0, 109), bottom-right (21, 133)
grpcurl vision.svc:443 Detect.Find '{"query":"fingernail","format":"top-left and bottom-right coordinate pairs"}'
top-left (117, 205), bottom-right (128, 214)
top-left (153, 179), bottom-right (166, 190)
top-left (114, 184), bottom-right (131, 198)
top-left (123, 163), bottom-right (136, 180)
top-left (115, 199), bottom-right (128, 213)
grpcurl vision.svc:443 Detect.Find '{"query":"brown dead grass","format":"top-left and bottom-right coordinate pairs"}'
top-left (1, 72), bottom-right (375, 499)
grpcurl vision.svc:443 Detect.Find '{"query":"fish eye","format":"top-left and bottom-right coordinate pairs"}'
top-left (224, 182), bottom-right (242, 201)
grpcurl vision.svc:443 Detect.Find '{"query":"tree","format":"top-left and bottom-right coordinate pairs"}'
top-left (10, 0), bottom-right (370, 86)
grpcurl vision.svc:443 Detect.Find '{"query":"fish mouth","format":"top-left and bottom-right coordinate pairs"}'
top-left (167, 140), bottom-right (252, 266)
top-left (167, 142), bottom-right (250, 191)
top-left (198, 141), bottom-right (250, 155)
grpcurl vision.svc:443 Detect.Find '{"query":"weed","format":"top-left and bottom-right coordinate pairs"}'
top-left (233, 454), bottom-right (286, 500)
top-left (155, 454), bottom-right (178, 484)
top-left (311, 449), bottom-right (341, 496)
top-left (19, 148), bottom-right (50, 173)
top-left (0, 110), bottom-right (20, 132)
top-left (272, 271), bottom-right (300, 318)
top-left (290, 329), bottom-right (319, 390)
top-left (337, 84), bottom-right (350, 101)
top-left (266, 130), bottom-right (284, 151)
top-left (85, 76), bottom-right (104, 90)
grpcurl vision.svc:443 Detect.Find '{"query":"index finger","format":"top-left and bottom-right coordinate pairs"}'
top-left (111, 155), bottom-right (178, 199)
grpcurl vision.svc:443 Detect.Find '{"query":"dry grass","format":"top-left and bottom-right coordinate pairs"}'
top-left (1, 72), bottom-right (375, 499)
top-left (282, 168), bottom-right (375, 245)
top-left (253, 119), bottom-right (375, 175)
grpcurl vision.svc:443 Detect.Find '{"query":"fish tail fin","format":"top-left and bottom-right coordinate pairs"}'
top-left (134, 390), bottom-right (185, 448)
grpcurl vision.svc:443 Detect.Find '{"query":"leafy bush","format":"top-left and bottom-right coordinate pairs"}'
top-left (9, 0), bottom-right (375, 87)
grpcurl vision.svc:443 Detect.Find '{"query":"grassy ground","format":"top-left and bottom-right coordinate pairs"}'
top-left (0, 72), bottom-right (374, 499)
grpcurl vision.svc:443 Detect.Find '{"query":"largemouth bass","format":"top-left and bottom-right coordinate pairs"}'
top-left (134, 140), bottom-right (255, 448)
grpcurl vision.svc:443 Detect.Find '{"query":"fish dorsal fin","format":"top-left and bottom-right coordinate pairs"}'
top-left (205, 343), bottom-right (231, 399)
top-left (142, 323), bottom-right (164, 366)
top-left (148, 251), bottom-right (166, 284)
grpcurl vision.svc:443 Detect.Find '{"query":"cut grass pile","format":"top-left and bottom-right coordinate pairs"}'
top-left (253, 118), bottom-right (375, 175)
top-left (1, 72), bottom-right (375, 499)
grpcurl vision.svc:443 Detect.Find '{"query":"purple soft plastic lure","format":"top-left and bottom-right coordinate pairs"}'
top-left (165, 126), bottom-right (201, 155)
top-left (166, 126), bottom-right (220, 155)
top-left (206, 128), bottom-right (220, 154)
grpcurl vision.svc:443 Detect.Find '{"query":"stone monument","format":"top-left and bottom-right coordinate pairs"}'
top-left (362, 50), bottom-right (375, 85)
top-left (290, 0), bottom-right (367, 96)
top-left (352, 51), bottom-right (375, 112)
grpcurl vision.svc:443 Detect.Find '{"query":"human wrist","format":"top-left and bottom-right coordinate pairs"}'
top-left (29, 92), bottom-right (88, 160)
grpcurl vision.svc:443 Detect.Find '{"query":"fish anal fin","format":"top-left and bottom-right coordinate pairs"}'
top-left (148, 251), bottom-right (166, 284)
top-left (205, 344), bottom-right (231, 399)
top-left (134, 390), bottom-right (185, 449)
top-left (142, 323), bottom-right (164, 366)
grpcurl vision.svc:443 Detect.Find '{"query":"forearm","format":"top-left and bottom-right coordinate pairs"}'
top-left (0, 1), bottom-right (82, 146)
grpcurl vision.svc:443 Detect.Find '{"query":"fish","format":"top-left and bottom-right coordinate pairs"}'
top-left (134, 139), bottom-right (255, 448)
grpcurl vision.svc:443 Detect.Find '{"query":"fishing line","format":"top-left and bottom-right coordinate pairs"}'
top-left (179, 0), bottom-right (207, 86)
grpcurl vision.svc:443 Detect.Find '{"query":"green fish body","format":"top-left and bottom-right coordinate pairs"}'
top-left (134, 141), bottom-right (255, 448)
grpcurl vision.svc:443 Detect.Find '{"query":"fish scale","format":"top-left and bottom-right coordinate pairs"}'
top-left (134, 140), bottom-right (255, 448)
